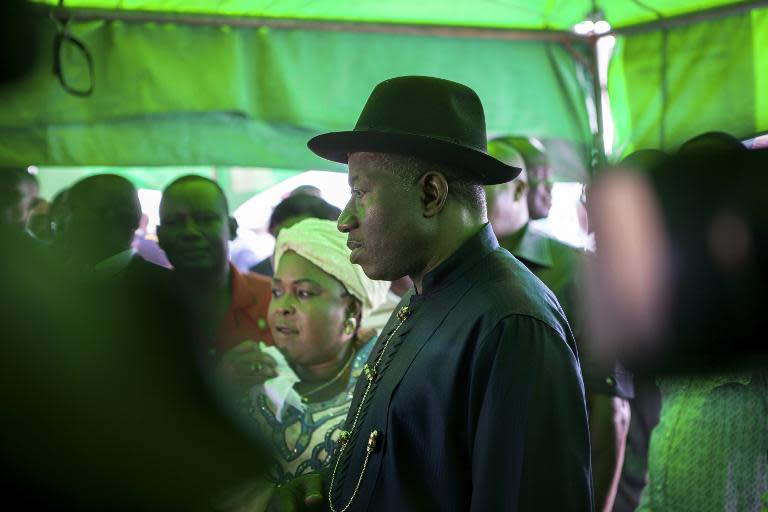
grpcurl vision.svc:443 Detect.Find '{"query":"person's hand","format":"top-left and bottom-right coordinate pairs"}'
top-left (218, 341), bottom-right (278, 392)
top-left (266, 473), bottom-right (325, 512)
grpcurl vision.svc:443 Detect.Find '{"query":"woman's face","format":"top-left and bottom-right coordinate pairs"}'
top-left (268, 251), bottom-right (355, 367)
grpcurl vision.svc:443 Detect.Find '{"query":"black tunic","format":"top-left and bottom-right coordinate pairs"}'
top-left (328, 224), bottom-right (593, 511)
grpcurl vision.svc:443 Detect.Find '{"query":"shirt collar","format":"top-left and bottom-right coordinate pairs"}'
top-left (506, 222), bottom-right (553, 268)
top-left (93, 249), bottom-right (135, 278)
top-left (418, 223), bottom-right (499, 299)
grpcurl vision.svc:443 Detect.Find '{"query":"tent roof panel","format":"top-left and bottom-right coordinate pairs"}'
top-left (32, 0), bottom-right (753, 30)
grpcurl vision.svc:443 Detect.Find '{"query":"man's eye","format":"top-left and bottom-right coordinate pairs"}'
top-left (351, 189), bottom-right (364, 199)
top-left (271, 288), bottom-right (283, 298)
top-left (195, 215), bottom-right (218, 224)
top-left (297, 289), bottom-right (315, 299)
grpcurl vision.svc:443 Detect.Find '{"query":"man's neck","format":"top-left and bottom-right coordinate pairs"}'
top-left (176, 266), bottom-right (232, 316)
top-left (178, 266), bottom-right (229, 291)
top-left (410, 217), bottom-right (486, 294)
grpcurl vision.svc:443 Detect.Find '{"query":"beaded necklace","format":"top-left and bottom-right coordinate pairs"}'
top-left (300, 349), bottom-right (356, 404)
top-left (328, 305), bottom-right (411, 512)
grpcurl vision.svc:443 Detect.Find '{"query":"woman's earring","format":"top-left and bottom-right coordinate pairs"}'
top-left (344, 319), bottom-right (355, 335)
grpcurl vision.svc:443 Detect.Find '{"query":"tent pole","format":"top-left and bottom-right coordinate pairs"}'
top-left (36, 5), bottom-right (584, 44)
top-left (589, 36), bottom-right (606, 168)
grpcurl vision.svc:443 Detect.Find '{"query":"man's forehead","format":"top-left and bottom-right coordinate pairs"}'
top-left (162, 181), bottom-right (225, 212)
top-left (347, 151), bottom-right (396, 182)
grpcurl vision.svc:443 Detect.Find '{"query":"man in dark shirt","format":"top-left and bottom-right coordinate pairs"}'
top-left (486, 138), bottom-right (632, 511)
top-left (57, 174), bottom-right (167, 283)
top-left (268, 76), bottom-right (592, 511)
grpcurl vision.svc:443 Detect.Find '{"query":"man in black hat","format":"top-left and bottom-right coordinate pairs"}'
top-left (268, 76), bottom-right (592, 511)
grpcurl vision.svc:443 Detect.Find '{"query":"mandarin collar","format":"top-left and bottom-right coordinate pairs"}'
top-left (414, 223), bottom-right (499, 301)
top-left (93, 249), bottom-right (135, 278)
top-left (506, 222), bottom-right (553, 268)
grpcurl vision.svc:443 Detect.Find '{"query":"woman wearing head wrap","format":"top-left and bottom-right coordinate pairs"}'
top-left (216, 218), bottom-right (389, 508)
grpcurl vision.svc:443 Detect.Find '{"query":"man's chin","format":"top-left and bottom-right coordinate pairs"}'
top-left (172, 260), bottom-right (218, 276)
top-left (357, 261), bottom-right (399, 282)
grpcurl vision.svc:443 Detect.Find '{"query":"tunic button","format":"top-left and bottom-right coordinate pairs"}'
top-left (367, 430), bottom-right (381, 454)
top-left (363, 364), bottom-right (377, 382)
top-left (605, 376), bottom-right (614, 386)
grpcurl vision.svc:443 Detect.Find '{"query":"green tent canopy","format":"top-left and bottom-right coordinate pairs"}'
top-left (3, 0), bottom-right (767, 186)
top-left (26, 0), bottom-right (758, 31)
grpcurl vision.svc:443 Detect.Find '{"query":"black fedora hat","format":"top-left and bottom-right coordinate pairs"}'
top-left (308, 76), bottom-right (521, 185)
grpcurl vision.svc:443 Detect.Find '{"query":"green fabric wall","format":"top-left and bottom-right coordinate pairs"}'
top-left (0, 18), bottom-right (594, 180)
top-left (608, 7), bottom-right (768, 156)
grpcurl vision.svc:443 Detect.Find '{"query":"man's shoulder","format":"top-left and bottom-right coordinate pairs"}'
top-left (469, 248), bottom-right (566, 327)
top-left (124, 254), bottom-right (172, 282)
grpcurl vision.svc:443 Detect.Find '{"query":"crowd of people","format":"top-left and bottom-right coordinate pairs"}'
top-left (1, 75), bottom-right (767, 512)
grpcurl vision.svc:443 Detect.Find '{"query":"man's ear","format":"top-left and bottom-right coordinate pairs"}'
top-left (227, 216), bottom-right (238, 241)
top-left (419, 171), bottom-right (449, 218)
top-left (513, 180), bottom-right (528, 202)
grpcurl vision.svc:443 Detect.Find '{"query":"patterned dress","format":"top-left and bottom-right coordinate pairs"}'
top-left (247, 339), bottom-right (375, 485)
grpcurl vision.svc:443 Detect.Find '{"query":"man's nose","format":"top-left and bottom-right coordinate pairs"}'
top-left (337, 201), bottom-right (358, 233)
top-left (180, 218), bottom-right (204, 239)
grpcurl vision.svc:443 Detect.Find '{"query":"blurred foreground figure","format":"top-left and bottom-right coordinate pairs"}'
top-left (609, 149), bottom-right (666, 512)
top-left (0, 15), bottom-right (268, 509)
top-left (0, 199), bottom-right (269, 512)
top-left (487, 138), bottom-right (631, 512)
top-left (589, 142), bottom-right (768, 511)
top-left (158, 175), bottom-right (274, 366)
top-left (269, 76), bottom-right (592, 511)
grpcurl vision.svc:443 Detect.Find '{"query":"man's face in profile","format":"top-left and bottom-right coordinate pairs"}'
top-left (526, 166), bottom-right (553, 220)
top-left (158, 181), bottom-right (231, 275)
top-left (338, 152), bottom-right (428, 281)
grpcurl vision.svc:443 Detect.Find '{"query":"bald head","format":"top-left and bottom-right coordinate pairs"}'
top-left (160, 176), bottom-right (229, 217)
top-left (70, 174), bottom-right (141, 221)
top-left (485, 139), bottom-right (530, 237)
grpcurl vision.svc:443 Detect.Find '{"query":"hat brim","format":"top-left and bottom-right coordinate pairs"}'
top-left (308, 131), bottom-right (521, 185)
